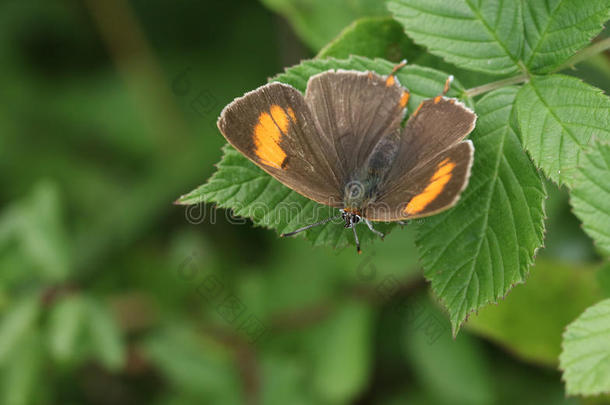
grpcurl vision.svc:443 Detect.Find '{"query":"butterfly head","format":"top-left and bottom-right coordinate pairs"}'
top-left (341, 209), bottom-right (361, 229)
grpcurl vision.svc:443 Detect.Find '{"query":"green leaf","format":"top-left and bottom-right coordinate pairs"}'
top-left (86, 298), bottom-right (126, 371)
top-left (403, 296), bottom-right (493, 405)
top-left (570, 142), bottom-right (610, 256)
top-left (1, 333), bottom-right (43, 405)
top-left (308, 300), bottom-right (373, 403)
top-left (387, 0), bottom-right (523, 75)
top-left (516, 75), bottom-right (610, 186)
top-left (560, 298), bottom-right (610, 396)
top-left (178, 56), bottom-right (468, 250)
top-left (47, 295), bottom-right (86, 364)
top-left (417, 87), bottom-right (546, 335)
top-left (143, 324), bottom-right (241, 403)
top-left (0, 293), bottom-right (40, 365)
top-left (523, 0), bottom-right (610, 73)
top-left (317, 16), bottom-right (418, 62)
top-left (467, 259), bottom-right (604, 366)
top-left (259, 0), bottom-right (388, 50)
top-left (0, 182), bottom-right (71, 281)
top-left (260, 355), bottom-right (313, 405)
top-left (317, 16), bottom-right (497, 89)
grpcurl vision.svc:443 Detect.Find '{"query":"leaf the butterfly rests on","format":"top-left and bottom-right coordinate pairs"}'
top-left (177, 56), bottom-right (471, 250)
top-left (416, 87), bottom-right (546, 335)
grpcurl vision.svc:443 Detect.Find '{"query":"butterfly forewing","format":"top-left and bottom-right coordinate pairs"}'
top-left (217, 82), bottom-right (343, 207)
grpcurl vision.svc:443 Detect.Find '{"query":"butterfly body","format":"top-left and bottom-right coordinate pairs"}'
top-left (217, 63), bottom-right (477, 252)
top-left (342, 133), bottom-right (400, 213)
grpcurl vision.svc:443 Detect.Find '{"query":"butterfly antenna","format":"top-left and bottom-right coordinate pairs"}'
top-left (442, 74), bottom-right (454, 96)
top-left (353, 226), bottom-right (361, 254)
top-left (390, 59), bottom-right (408, 77)
top-left (280, 215), bottom-right (340, 238)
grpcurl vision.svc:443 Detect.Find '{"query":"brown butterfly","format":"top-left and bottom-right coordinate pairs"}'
top-left (217, 62), bottom-right (476, 253)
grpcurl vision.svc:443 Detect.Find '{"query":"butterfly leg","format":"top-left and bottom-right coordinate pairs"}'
top-left (353, 226), bottom-right (361, 254)
top-left (280, 214), bottom-right (341, 237)
top-left (396, 220), bottom-right (408, 227)
top-left (364, 219), bottom-right (385, 240)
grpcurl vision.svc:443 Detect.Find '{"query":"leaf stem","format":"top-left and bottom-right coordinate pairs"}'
top-left (463, 74), bottom-right (529, 98)
top-left (463, 38), bottom-right (610, 98)
top-left (554, 37), bottom-right (610, 72)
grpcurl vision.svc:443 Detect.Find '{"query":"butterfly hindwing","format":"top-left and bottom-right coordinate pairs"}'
top-left (365, 140), bottom-right (474, 221)
top-left (385, 96), bottom-right (477, 181)
top-left (217, 82), bottom-right (343, 206)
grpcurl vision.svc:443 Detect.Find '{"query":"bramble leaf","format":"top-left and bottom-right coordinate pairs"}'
top-left (48, 295), bottom-right (86, 364)
top-left (86, 298), bottom-right (125, 371)
top-left (317, 17), bottom-right (419, 62)
top-left (570, 142), bottom-right (610, 256)
top-left (259, 0), bottom-right (387, 51)
top-left (467, 259), bottom-right (603, 366)
top-left (387, 0), bottom-right (523, 75)
top-left (416, 87), bottom-right (546, 335)
top-left (560, 298), bottom-right (610, 396)
top-left (516, 74), bottom-right (610, 186)
top-left (178, 56), bottom-right (468, 250)
top-left (523, 0), bottom-right (610, 73)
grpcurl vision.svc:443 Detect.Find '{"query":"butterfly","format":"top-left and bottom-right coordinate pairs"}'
top-left (217, 61), bottom-right (477, 253)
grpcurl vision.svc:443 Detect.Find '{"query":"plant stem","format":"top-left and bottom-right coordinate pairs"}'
top-left (463, 37), bottom-right (610, 98)
top-left (554, 37), bottom-right (610, 72)
top-left (463, 74), bottom-right (529, 98)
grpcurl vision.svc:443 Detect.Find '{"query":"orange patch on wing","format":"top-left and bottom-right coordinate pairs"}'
top-left (404, 159), bottom-right (456, 215)
top-left (253, 105), bottom-right (293, 169)
top-left (385, 75), bottom-right (395, 87)
top-left (411, 102), bottom-right (424, 117)
top-left (434, 95), bottom-right (442, 104)
top-left (400, 91), bottom-right (410, 108)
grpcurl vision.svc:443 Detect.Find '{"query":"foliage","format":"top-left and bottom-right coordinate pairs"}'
top-left (2, 0), bottom-right (610, 403)
top-left (182, 0), bottom-right (610, 336)
top-left (560, 298), bottom-right (610, 396)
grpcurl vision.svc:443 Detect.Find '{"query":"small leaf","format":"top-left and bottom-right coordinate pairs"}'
top-left (467, 259), bottom-right (603, 366)
top-left (1, 333), bottom-right (43, 405)
top-left (86, 298), bottom-right (125, 371)
top-left (308, 301), bottom-right (373, 403)
top-left (417, 87), bottom-right (546, 335)
top-left (570, 142), bottom-right (610, 256)
top-left (317, 16), bottom-right (418, 62)
top-left (317, 15), bottom-right (497, 90)
top-left (47, 295), bottom-right (86, 364)
top-left (523, 0), bottom-right (610, 73)
top-left (1, 182), bottom-right (72, 281)
top-left (516, 74), bottom-right (610, 186)
top-left (560, 298), bottom-right (610, 396)
top-left (260, 0), bottom-right (388, 50)
top-left (403, 295), bottom-right (493, 405)
top-left (0, 294), bottom-right (40, 365)
top-left (387, 0), bottom-right (523, 75)
top-left (178, 56), bottom-right (468, 250)
top-left (143, 324), bottom-right (241, 402)
top-left (260, 355), bottom-right (313, 405)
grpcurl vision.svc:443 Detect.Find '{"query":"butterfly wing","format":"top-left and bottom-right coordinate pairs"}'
top-left (304, 70), bottom-right (409, 178)
top-left (364, 98), bottom-right (477, 221)
top-left (217, 82), bottom-right (343, 207)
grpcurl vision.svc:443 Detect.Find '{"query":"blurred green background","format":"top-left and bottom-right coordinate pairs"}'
top-left (1, 0), bottom-right (609, 404)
